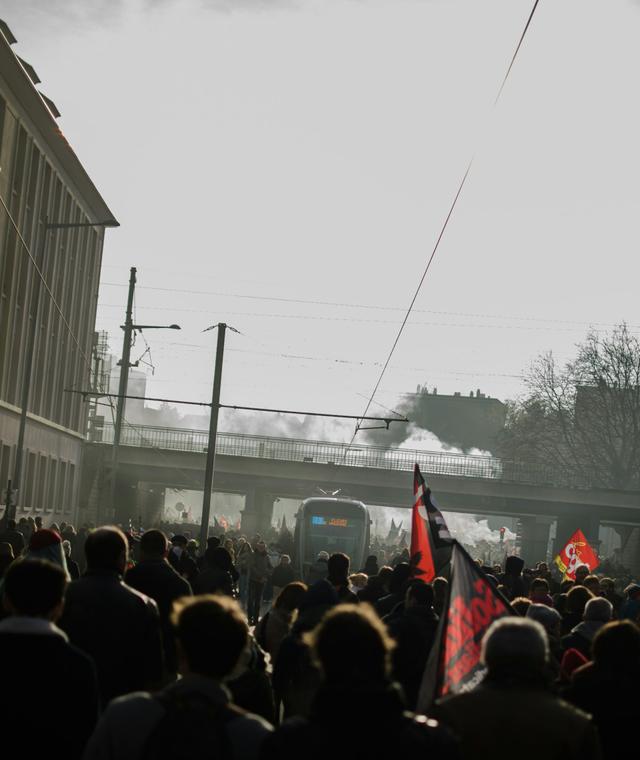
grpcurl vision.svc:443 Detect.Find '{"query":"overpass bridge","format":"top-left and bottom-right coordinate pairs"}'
top-left (82, 423), bottom-right (640, 565)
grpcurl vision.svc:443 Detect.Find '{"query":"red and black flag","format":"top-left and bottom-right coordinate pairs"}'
top-left (411, 464), bottom-right (454, 581)
top-left (417, 541), bottom-right (512, 710)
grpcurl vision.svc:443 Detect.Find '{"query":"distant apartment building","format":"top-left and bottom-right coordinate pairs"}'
top-left (406, 386), bottom-right (507, 453)
top-left (0, 21), bottom-right (117, 522)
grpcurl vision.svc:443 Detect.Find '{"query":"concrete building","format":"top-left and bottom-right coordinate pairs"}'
top-left (0, 21), bottom-right (117, 523)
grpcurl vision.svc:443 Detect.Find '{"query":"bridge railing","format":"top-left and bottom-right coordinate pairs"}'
top-left (92, 422), bottom-right (586, 488)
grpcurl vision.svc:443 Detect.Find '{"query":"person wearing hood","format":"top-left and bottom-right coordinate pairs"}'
top-left (361, 554), bottom-right (379, 576)
top-left (499, 555), bottom-right (526, 600)
top-left (561, 597), bottom-right (613, 659)
top-left (263, 604), bottom-right (456, 760)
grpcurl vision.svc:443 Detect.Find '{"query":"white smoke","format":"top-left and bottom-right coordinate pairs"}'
top-left (395, 423), bottom-right (493, 457)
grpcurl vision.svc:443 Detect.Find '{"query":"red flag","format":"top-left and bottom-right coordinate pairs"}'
top-left (412, 464), bottom-right (437, 582)
top-left (554, 529), bottom-right (599, 580)
top-left (417, 541), bottom-right (512, 710)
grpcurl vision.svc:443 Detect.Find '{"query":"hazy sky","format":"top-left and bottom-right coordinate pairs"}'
top-left (5, 0), bottom-right (640, 441)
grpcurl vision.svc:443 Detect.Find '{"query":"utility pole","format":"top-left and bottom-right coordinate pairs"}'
top-left (108, 266), bottom-right (137, 523)
top-left (199, 323), bottom-right (227, 550)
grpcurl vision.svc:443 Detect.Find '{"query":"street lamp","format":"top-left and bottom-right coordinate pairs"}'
top-left (3, 216), bottom-right (119, 524)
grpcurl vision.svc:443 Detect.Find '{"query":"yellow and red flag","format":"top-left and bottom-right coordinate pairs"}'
top-left (554, 528), bottom-right (599, 580)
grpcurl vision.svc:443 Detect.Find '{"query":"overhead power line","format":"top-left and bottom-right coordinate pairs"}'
top-left (351, 0), bottom-right (543, 446)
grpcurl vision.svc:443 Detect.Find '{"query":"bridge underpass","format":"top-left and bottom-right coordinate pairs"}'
top-left (82, 424), bottom-right (640, 568)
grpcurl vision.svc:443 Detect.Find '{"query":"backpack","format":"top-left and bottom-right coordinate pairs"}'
top-left (141, 689), bottom-right (241, 760)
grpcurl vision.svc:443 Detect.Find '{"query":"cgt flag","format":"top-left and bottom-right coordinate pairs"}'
top-left (417, 541), bottom-right (512, 711)
top-left (554, 529), bottom-right (599, 580)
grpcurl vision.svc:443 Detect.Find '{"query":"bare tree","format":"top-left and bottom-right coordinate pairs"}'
top-left (499, 324), bottom-right (640, 490)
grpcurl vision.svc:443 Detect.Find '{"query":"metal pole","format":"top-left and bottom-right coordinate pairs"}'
top-left (200, 323), bottom-right (227, 550)
top-left (109, 267), bottom-right (136, 524)
top-left (8, 217), bottom-right (49, 524)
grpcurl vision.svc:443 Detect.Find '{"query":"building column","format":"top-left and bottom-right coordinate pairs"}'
top-left (240, 487), bottom-right (275, 537)
top-left (113, 477), bottom-right (138, 529)
top-left (519, 516), bottom-right (553, 567)
top-left (135, 483), bottom-right (165, 530)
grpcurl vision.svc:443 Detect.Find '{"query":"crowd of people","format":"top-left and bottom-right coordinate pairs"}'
top-left (0, 516), bottom-right (639, 760)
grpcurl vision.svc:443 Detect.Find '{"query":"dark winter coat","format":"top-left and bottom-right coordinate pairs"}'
top-left (126, 558), bottom-right (193, 676)
top-left (565, 661), bottom-right (640, 760)
top-left (59, 569), bottom-right (164, 706)
top-left (436, 677), bottom-right (601, 760)
top-left (271, 564), bottom-right (296, 589)
top-left (262, 682), bottom-right (458, 760)
top-left (0, 621), bottom-right (99, 760)
top-left (387, 605), bottom-right (439, 709)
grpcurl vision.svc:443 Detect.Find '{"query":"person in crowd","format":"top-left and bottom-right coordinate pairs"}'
top-left (349, 572), bottom-right (368, 593)
top-left (327, 553), bottom-right (358, 603)
top-left (565, 620), bottom-right (640, 759)
top-left (374, 562), bottom-right (412, 617)
top-left (34, 515), bottom-right (43, 532)
top-left (255, 582), bottom-right (307, 663)
top-left (125, 529), bottom-right (192, 681)
top-left (0, 559), bottom-right (99, 760)
top-left (16, 517), bottom-right (32, 546)
top-left (558, 648), bottom-right (588, 690)
top-left (552, 592), bottom-right (569, 616)
top-left (511, 596), bottom-right (532, 616)
top-left (526, 603), bottom-right (563, 676)
top-left (619, 583), bottom-right (640, 622)
top-left (271, 554), bottom-right (296, 600)
top-left (236, 537), bottom-right (253, 608)
top-left (357, 568), bottom-right (389, 604)
top-left (59, 526), bottom-right (164, 706)
top-left (561, 597), bottom-right (613, 659)
top-left (62, 539), bottom-right (80, 580)
top-left (306, 551), bottom-right (329, 585)
top-left (192, 546), bottom-right (235, 597)
top-left (273, 580), bottom-right (338, 720)
top-left (263, 604), bottom-right (456, 759)
top-left (529, 577), bottom-right (553, 606)
top-left (361, 554), bottom-right (379, 576)
top-left (167, 534), bottom-right (198, 583)
top-left (435, 618), bottom-right (602, 760)
top-left (247, 540), bottom-right (272, 626)
top-left (561, 586), bottom-right (595, 635)
top-left (83, 595), bottom-right (272, 760)
top-left (0, 519), bottom-right (25, 558)
top-left (386, 580), bottom-right (439, 710)
top-left (573, 564), bottom-right (591, 587)
top-left (499, 555), bottom-right (527, 600)
top-left (582, 575), bottom-right (601, 597)
top-left (25, 527), bottom-right (69, 576)
top-left (227, 628), bottom-right (277, 725)
top-left (599, 577), bottom-right (623, 616)
top-left (432, 576), bottom-right (449, 617)
top-left (224, 537), bottom-right (236, 562)
top-left (0, 542), bottom-right (14, 577)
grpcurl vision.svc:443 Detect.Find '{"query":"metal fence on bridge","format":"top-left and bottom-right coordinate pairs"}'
top-left (92, 423), bottom-right (587, 489)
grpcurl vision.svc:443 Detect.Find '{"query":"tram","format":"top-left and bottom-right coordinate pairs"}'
top-left (293, 496), bottom-right (370, 579)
